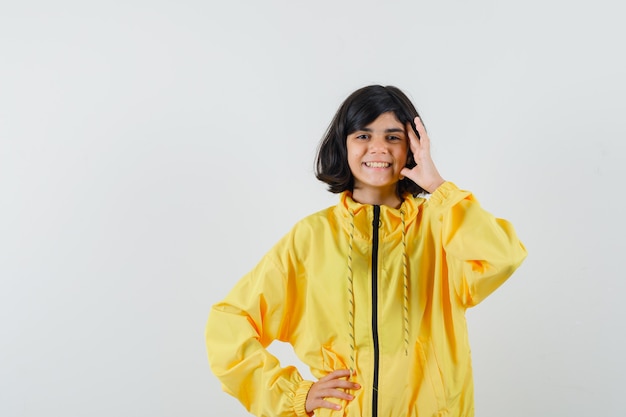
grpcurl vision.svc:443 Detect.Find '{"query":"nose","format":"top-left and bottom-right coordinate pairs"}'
top-left (368, 135), bottom-right (388, 153)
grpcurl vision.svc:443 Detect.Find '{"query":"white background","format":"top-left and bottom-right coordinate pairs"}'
top-left (1, 1), bottom-right (624, 416)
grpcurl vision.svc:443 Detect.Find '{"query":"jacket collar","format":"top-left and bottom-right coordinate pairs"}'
top-left (337, 191), bottom-right (424, 240)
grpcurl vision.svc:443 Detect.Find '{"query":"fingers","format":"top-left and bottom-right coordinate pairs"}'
top-left (401, 116), bottom-right (445, 192)
top-left (413, 116), bottom-right (426, 139)
top-left (412, 116), bottom-right (431, 148)
top-left (406, 116), bottom-right (429, 154)
top-left (305, 369), bottom-right (361, 414)
top-left (405, 121), bottom-right (420, 153)
top-left (314, 370), bottom-right (360, 397)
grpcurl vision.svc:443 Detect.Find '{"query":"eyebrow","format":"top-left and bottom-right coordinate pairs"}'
top-left (359, 127), bottom-right (405, 133)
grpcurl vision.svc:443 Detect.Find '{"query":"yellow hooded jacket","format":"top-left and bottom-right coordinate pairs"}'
top-left (206, 182), bottom-right (527, 417)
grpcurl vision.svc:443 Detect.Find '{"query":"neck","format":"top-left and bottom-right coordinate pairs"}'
top-left (352, 187), bottom-right (402, 208)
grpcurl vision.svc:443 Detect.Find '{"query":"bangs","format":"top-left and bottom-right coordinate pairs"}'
top-left (344, 92), bottom-right (413, 135)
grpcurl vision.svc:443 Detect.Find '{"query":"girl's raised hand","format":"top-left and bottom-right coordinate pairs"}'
top-left (305, 369), bottom-right (360, 414)
top-left (401, 116), bottom-right (445, 193)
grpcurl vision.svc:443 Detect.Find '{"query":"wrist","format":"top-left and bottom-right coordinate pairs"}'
top-left (425, 178), bottom-right (445, 193)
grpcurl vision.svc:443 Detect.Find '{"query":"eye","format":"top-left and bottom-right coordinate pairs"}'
top-left (355, 134), bottom-right (369, 140)
top-left (387, 135), bottom-right (403, 142)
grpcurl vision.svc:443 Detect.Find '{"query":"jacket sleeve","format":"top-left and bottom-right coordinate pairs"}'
top-left (428, 182), bottom-right (527, 307)
top-left (205, 232), bottom-right (313, 417)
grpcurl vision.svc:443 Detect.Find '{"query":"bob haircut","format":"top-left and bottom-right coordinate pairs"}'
top-left (315, 85), bottom-right (426, 197)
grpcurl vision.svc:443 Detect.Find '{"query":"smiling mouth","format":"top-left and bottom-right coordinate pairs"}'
top-left (364, 162), bottom-right (391, 168)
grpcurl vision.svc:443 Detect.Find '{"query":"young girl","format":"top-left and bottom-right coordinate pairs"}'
top-left (206, 85), bottom-right (527, 417)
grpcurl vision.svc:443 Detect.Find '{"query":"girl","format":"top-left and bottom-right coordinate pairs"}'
top-left (206, 85), bottom-right (527, 417)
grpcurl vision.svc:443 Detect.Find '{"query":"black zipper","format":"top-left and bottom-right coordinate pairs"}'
top-left (371, 205), bottom-right (381, 417)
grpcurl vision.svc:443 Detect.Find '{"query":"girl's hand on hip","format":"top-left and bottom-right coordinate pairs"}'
top-left (401, 116), bottom-right (445, 193)
top-left (305, 369), bottom-right (360, 414)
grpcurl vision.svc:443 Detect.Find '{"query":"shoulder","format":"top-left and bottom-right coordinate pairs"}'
top-left (290, 204), bottom-right (339, 236)
top-left (262, 204), bottom-right (339, 264)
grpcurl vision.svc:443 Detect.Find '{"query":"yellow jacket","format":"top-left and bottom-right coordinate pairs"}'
top-left (206, 182), bottom-right (527, 417)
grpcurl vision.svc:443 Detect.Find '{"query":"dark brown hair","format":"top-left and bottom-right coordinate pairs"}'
top-left (315, 85), bottom-right (425, 196)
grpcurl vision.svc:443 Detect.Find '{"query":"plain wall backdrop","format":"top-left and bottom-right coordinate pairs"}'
top-left (1, 0), bottom-right (624, 416)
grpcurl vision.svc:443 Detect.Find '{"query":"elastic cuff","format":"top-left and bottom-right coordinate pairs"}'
top-left (294, 380), bottom-right (315, 417)
top-left (427, 181), bottom-right (460, 206)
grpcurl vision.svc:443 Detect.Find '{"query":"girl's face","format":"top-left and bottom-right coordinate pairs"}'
top-left (346, 111), bottom-right (408, 205)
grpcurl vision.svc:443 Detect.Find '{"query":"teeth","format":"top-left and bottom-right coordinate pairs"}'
top-left (365, 162), bottom-right (391, 168)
